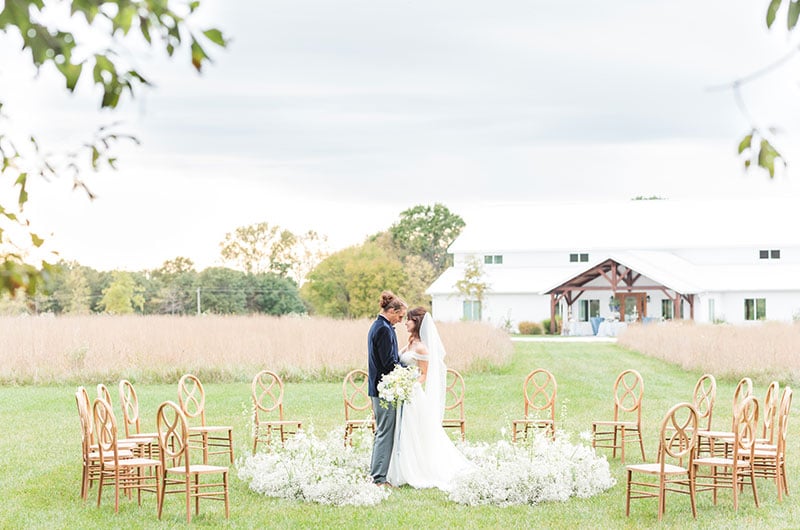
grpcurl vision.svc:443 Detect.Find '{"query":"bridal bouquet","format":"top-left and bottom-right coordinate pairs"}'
top-left (377, 364), bottom-right (419, 409)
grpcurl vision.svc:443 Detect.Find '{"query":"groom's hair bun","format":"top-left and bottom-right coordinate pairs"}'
top-left (380, 290), bottom-right (407, 311)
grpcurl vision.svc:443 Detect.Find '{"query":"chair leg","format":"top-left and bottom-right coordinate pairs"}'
top-left (619, 426), bottom-right (625, 464)
top-left (625, 469), bottom-right (632, 516)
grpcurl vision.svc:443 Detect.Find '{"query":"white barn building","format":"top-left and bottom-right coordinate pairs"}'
top-left (427, 199), bottom-right (800, 334)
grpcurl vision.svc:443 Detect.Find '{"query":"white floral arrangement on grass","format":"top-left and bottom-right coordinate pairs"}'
top-left (238, 425), bottom-right (614, 507)
top-left (377, 364), bottom-right (419, 409)
top-left (237, 426), bottom-right (388, 506)
top-left (448, 430), bottom-right (616, 506)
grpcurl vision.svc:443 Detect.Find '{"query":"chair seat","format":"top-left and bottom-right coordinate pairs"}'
top-left (105, 457), bottom-right (161, 470)
top-left (627, 463), bottom-right (689, 475)
top-left (257, 420), bottom-right (302, 428)
top-left (89, 449), bottom-right (134, 460)
top-left (694, 456), bottom-right (749, 467)
top-left (189, 425), bottom-right (232, 433)
top-left (167, 464), bottom-right (229, 475)
top-left (696, 429), bottom-right (732, 438)
top-left (593, 420), bottom-right (638, 428)
top-left (513, 418), bottom-right (553, 425)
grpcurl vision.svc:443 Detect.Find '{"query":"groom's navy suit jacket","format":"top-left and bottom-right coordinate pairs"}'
top-left (367, 314), bottom-right (399, 397)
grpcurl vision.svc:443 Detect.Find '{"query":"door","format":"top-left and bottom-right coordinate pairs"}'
top-left (618, 292), bottom-right (647, 322)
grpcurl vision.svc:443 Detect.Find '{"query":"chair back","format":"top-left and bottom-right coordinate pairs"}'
top-left (692, 374), bottom-right (716, 431)
top-left (252, 370), bottom-right (286, 423)
top-left (522, 369), bottom-right (557, 423)
top-left (97, 383), bottom-right (112, 408)
top-left (612, 369), bottom-right (644, 422)
top-left (76, 388), bottom-right (92, 457)
top-left (157, 400), bottom-right (190, 471)
top-left (761, 381), bottom-right (780, 444)
top-left (119, 379), bottom-right (144, 438)
top-left (775, 386), bottom-right (793, 455)
top-left (92, 398), bottom-right (121, 465)
top-left (732, 395), bottom-right (759, 461)
top-left (444, 368), bottom-right (466, 423)
top-left (343, 369), bottom-right (373, 421)
top-left (730, 377), bottom-right (753, 428)
top-left (659, 402), bottom-right (699, 467)
top-left (178, 374), bottom-right (208, 426)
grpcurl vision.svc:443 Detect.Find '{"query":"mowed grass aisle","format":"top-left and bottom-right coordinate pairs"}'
top-left (1, 341), bottom-right (798, 529)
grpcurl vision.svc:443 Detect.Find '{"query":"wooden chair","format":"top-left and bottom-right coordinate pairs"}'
top-left (156, 401), bottom-right (230, 523)
top-left (251, 370), bottom-right (303, 453)
top-left (592, 369), bottom-right (646, 464)
top-left (119, 379), bottom-right (159, 458)
top-left (93, 398), bottom-right (161, 513)
top-left (670, 374), bottom-right (715, 457)
top-left (626, 402), bottom-right (699, 521)
top-left (442, 368), bottom-right (466, 441)
top-left (696, 377), bottom-right (752, 457)
top-left (752, 386), bottom-right (792, 501)
top-left (693, 395), bottom-right (760, 510)
top-left (512, 369), bottom-right (557, 442)
top-left (343, 369), bottom-right (375, 444)
top-left (757, 381), bottom-right (780, 446)
top-left (76, 387), bottom-right (136, 501)
top-left (177, 374), bottom-right (234, 464)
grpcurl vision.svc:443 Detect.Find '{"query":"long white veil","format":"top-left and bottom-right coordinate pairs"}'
top-left (419, 312), bottom-right (447, 423)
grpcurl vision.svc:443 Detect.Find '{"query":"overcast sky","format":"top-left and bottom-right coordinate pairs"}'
top-left (2, 0), bottom-right (800, 271)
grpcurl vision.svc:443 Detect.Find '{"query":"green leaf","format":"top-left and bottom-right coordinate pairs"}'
top-left (139, 16), bottom-right (152, 43)
top-left (202, 28), bottom-right (227, 46)
top-left (30, 233), bottom-right (45, 248)
top-left (767, 0), bottom-right (782, 28)
top-left (737, 133), bottom-right (752, 154)
top-left (191, 38), bottom-right (209, 72)
top-left (16, 172), bottom-right (28, 206)
top-left (57, 60), bottom-right (83, 91)
top-left (757, 139), bottom-right (782, 178)
top-left (789, 0), bottom-right (800, 29)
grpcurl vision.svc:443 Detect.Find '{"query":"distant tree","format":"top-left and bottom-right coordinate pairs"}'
top-left (219, 222), bottom-right (298, 276)
top-left (0, 1), bottom-right (227, 296)
top-left (301, 243), bottom-right (407, 318)
top-left (454, 256), bottom-right (489, 319)
top-left (290, 230), bottom-right (330, 286)
top-left (243, 273), bottom-right (306, 315)
top-left (389, 204), bottom-right (465, 276)
top-left (401, 255), bottom-right (436, 308)
top-left (150, 257), bottom-right (197, 314)
top-left (60, 265), bottom-right (91, 314)
top-left (197, 267), bottom-right (247, 314)
top-left (99, 271), bottom-right (143, 314)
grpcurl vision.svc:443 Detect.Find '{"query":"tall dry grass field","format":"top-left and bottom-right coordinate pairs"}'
top-left (618, 320), bottom-right (800, 383)
top-left (0, 315), bottom-right (513, 384)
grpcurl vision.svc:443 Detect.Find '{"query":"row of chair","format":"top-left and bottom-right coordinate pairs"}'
top-left (75, 376), bottom-right (231, 522)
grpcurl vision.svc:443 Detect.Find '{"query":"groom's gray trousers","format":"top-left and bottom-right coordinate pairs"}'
top-left (370, 397), bottom-right (397, 483)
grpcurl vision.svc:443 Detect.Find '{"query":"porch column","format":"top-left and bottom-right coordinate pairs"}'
top-left (549, 293), bottom-right (556, 334)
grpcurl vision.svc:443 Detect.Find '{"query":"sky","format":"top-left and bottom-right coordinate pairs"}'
top-left (2, 0), bottom-right (800, 271)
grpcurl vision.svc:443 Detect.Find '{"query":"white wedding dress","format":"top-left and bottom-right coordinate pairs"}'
top-left (386, 315), bottom-right (473, 490)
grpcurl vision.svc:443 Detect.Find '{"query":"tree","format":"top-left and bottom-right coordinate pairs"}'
top-left (219, 222), bottom-right (298, 276)
top-left (0, 1), bottom-right (227, 296)
top-left (301, 243), bottom-right (407, 318)
top-left (149, 257), bottom-right (197, 314)
top-left (57, 262), bottom-right (91, 314)
top-left (388, 204), bottom-right (465, 276)
top-left (99, 271), bottom-right (143, 314)
top-left (454, 256), bottom-right (489, 321)
top-left (196, 267), bottom-right (247, 314)
top-left (243, 273), bottom-right (306, 315)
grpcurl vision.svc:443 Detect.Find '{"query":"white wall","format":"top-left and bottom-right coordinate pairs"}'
top-left (714, 291), bottom-right (800, 324)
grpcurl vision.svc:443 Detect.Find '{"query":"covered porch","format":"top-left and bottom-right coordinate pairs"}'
top-left (542, 257), bottom-right (696, 335)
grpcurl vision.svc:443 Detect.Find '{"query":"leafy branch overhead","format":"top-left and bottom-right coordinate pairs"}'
top-left (738, 129), bottom-right (784, 178)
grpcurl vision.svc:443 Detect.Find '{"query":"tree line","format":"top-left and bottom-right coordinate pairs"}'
top-left (0, 204), bottom-right (466, 318)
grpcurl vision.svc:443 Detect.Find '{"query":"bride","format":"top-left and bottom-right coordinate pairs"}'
top-left (386, 307), bottom-right (473, 490)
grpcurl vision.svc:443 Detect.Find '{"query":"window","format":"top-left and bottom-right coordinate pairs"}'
top-left (578, 299), bottom-right (601, 322)
top-left (760, 250), bottom-right (769, 259)
top-left (462, 300), bottom-right (481, 321)
top-left (569, 252), bottom-right (589, 263)
top-left (569, 253), bottom-right (578, 263)
top-left (771, 249), bottom-right (781, 259)
top-left (744, 298), bottom-right (766, 320)
top-left (580, 253), bottom-right (589, 262)
top-left (661, 299), bottom-right (673, 320)
top-left (759, 249), bottom-right (781, 260)
top-left (484, 255), bottom-right (503, 265)
top-left (708, 299), bottom-right (715, 322)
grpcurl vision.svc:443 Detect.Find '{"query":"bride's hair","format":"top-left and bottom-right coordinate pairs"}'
top-left (406, 306), bottom-right (427, 340)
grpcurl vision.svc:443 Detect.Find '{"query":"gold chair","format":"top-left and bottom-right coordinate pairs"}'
top-left (512, 369), bottom-right (557, 442)
top-left (76, 387), bottom-right (136, 501)
top-left (693, 395), bottom-right (760, 510)
top-left (669, 374), bottom-right (715, 457)
top-left (592, 369), bottom-right (646, 463)
top-left (156, 401), bottom-right (230, 523)
top-left (626, 402), bottom-right (699, 521)
top-left (119, 379), bottom-right (159, 458)
top-left (696, 377), bottom-right (752, 457)
top-left (757, 381), bottom-right (780, 445)
top-left (177, 374), bottom-right (234, 464)
top-left (93, 398), bottom-right (161, 513)
top-left (343, 369), bottom-right (375, 444)
top-left (442, 368), bottom-right (466, 441)
top-left (251, 370), bottom-right (303, 453)
top-left (752, 386), bottom-right (792, 501)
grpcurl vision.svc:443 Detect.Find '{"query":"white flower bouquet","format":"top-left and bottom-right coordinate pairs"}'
top-left (377, 364), bottom-right (419, 409)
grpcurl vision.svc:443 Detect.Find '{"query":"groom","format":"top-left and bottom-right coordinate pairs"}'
top-left (367, 290), bottom-right (407, 485)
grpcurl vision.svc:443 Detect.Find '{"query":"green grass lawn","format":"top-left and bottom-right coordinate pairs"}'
top-left (1, 341), bottom-right (798, 529)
